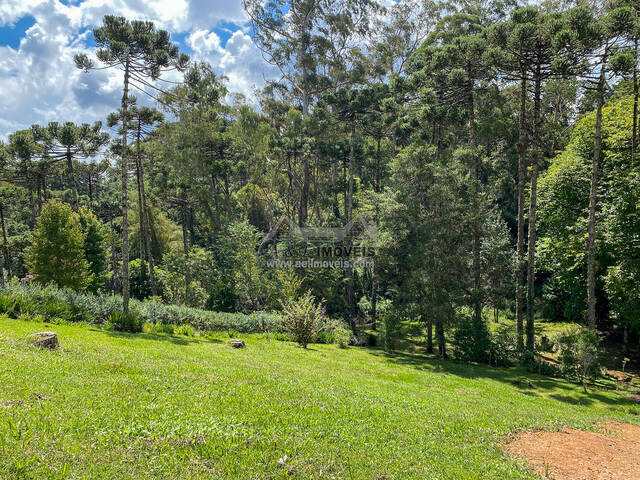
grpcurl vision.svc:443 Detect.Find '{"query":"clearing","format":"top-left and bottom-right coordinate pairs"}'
top-left (1, 316), bottom-right (639, 479)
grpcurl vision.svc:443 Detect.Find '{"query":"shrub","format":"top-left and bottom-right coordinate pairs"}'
top-left (175, 324), bottom-right (196, 336)
top-left (0, 282), bottom-right (285, 334)
top-left (490, 324), bottom-right (519, 366)
top-left (0, 294), bottom-right (17, 317)
top-left (452, 313), bottom-right (492, 363)
top-left (282, 291), bottom-right (325, 348)
top-left (108, 310), bottom-right (143, 333)
top-left (379, 308), bottom-right (401, 351)
top-left (554, 327), bottom-right (601, 391)
top-left (318, 319), bottom-right (351, 348)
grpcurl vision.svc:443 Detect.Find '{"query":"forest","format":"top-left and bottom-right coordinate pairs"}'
top-left (1, 0), bottom-right (640, 368)
top-left (4, 0), bottom-right (640, 478)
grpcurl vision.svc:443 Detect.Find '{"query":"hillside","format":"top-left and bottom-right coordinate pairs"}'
top-left (1, 317), bottom-right (639, 480)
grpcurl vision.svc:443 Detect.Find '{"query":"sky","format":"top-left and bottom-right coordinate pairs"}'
top-left (0, 0), bottom-right (280, 139)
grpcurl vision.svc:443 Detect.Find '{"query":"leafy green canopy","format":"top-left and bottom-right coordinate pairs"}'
top-left (25, 200), bottom-right (90, 291)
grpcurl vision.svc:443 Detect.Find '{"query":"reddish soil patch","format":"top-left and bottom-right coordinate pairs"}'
top-left (505, 422), bottom-right (640, 479)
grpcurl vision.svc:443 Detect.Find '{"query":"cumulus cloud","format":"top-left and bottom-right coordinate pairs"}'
top-left (187, 28), bottom-right (279, 100)
top-left (0, 0), bottom-right (274, 139)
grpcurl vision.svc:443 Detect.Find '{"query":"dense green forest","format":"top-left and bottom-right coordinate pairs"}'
top-left (1, 0), bottom-right (639, 366)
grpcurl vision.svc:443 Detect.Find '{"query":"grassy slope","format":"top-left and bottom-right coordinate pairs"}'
top-left (1, 317), bottom-right (639, 480)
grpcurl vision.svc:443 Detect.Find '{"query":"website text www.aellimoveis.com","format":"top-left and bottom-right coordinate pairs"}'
top-left (266, 258), bottom-right (375, 269)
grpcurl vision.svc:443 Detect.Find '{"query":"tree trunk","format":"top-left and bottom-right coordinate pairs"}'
top-left (121, 59), bottom-right (131, 313)
top-left (526, 70), bottom-right (542, 356)
top-left (135, 124), bottom-right (145, 285)
top-left (468, 79), bottom-right (482, 327)
top-left (299, 158), bottom-right (310, 226)
top-left (182, 208), bottom-right (191, 306)
top-left (370, 262), bottom-right (377, 330)
top-left (135, 122), bottom-right (158, 297)
top-left (66, 146), bottom-right (78, 211)
top-left (297, 20), bottom-right (311, 227)
top-left (36, 177), bottom-right (42, 214)
top-left (436, 318), bottom-right (447, 359)
top-left (587, 64), bottom-right (606, 330)
top-left (110, 219), bottom-right (118, 294)
top-left (0, 204), bottom-right (10, 280)
top-left (346, 118), bottom-right (356, 333)
top-left (515, 76), bottom-right (527, 351)
top-left (426, 320), bottom-right (433, 354)
top-left (632, 38), bottom-right (638, 165)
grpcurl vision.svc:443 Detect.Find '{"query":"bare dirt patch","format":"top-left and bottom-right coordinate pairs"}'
top-left (505, 421), bottom-right (640, 479)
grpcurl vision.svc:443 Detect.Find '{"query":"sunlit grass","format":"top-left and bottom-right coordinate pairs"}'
top-left (1, 315), bottom-right (639, 479)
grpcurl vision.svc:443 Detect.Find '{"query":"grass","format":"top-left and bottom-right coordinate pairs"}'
top-left (1, 315), bottom-right (639, 479)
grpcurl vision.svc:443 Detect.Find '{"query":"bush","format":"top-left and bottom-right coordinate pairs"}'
top-left (282, 291), bottom-right (325, 348)
top-left (108, 310), bottom-right (143, 333)
top-left (0, 282), bottom-right (285, 334)
top-left (489, 324), bottom-right (519, 366)
top-left (334, 326), bottom-right (351, 348)
top-left (452, 313), bottom-right (492, 363)
top-left (175, 324), bottom-right (196, 336)
top-left (554, 327), bottom-right (601, 391)
top-left (317, 319), bottom-right (351, 348)
top-left (379, 308), bottom-right (401, 351)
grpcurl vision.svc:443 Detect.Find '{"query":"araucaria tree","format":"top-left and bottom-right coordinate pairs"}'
top-left (33, 122), bottom-right (109, 211)
top-left (75, 16), bottom-right (188, 312)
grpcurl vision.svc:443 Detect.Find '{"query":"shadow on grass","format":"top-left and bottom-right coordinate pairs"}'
top-left (368, 348), bottom-right (636, 409)
top-left (93, 328), bottom-right (223, 346)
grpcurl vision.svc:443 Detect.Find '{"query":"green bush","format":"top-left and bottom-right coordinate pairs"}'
top-left (489, 324), bottom-right (519, 366)
top-left (0, 282), bottom-right (284, 334)
top-left (282, 291), bottom-right (325, 348)
top-left (175, 324), bottom-right (196, 337)
top-left (379, 308), bottom-right (401, 351)
top-left (25, 199), bottom-right (90, 291)
top-left (554, 327), bottom-right (601, 390)
top-left (317, 319), bottom-right (351, 348)
top-left (334, 327), bottom-right (351, 349)
top-left (452, 313), bottom-right (492, 363)
top-left (109, 310), bottom-right (143, 333)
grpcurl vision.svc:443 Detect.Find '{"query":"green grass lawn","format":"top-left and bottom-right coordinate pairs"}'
top-left (1, 316), bottom-right (639, 480)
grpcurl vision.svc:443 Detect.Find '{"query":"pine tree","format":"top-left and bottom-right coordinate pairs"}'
top-left (75, 16), bottom-right (188, 312)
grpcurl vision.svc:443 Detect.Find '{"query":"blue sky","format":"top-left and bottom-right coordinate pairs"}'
top-left (0, 0), bottom-right (277, 139)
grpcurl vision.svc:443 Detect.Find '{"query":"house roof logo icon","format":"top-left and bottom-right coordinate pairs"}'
top-left (260, 214), bottom-right (377, 250)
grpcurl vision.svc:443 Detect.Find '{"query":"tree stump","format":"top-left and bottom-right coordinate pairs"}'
top-left (28, 332), bottom-right (59, 349)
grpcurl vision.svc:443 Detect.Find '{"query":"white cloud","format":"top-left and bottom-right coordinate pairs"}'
top-left (187, 28), bottom-right (279, 101)
top-left (0, 0), bottom-right (273, 139)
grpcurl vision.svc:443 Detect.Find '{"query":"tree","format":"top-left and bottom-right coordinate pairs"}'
top-left (418, 12), bottom-right (490, 329)
top-left (75, 16), bottom-right (189, 312)
top-left (563, 4), bottom-right (637, 329)
top-left (486, 10), bottom-right (534, 350)
top-left (244, 0), bottom-right (377, 226)
top-left (108, 105), bottom-right (163, 296)
top-left (34, 122), bottom-right (109, 210)
top-left (25, 199), bottom-right (89, 290)
top-left (488, 6), bottom-right (576, 354)
top-left (481, 211), bottom-right (514, 323)
top-left (78, 206), bottom-right (109, 292)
